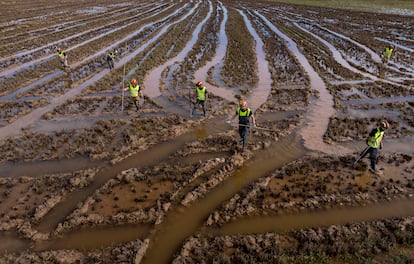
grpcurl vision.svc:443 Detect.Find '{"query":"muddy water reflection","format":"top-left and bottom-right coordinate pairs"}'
top-left (0, 158), bottom-right (105, 178)
top-left (0, 4), bottom-right (193, 140)
top-left (314, 24), bottom-right (382, 64)
top-left (0, 232), bottom-right (30, 254)
top-left (210, 198), bottom-right (414, 236)
top-left (144, 2), bottom-right (208, 99)
top-left (255, 11), bottom-right (345, 155)
top-left (35, 130), bottom-right (201, 233)
top-left (194, 3), bottom-right (235, 102)
top-left (295, 22), bottom-right (378, 81)
top-left (239, 10), bottom-right (272, 112)
top-left (141, 133), bottom-right (306, 264)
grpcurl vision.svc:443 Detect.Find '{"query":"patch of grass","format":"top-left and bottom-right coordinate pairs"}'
top-left (268, 0), bottom-right (414, 12)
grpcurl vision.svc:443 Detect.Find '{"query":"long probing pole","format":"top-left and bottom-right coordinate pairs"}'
top-left (121, 43), bottom-right (127, 112)
top-left (353, 145), bottom-right (370, 168)
top-left (226, 121), bottom-right (276, 132)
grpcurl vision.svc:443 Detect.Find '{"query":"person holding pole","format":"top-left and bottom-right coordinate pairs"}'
top-left (383, 44), bottom-right (394, 65)
top-left (124, 79), bottom-right (143, 112)
top-left (229, 100), bottom-right (256, 151)
top-left (353, 120), bottom-right (389, 175)
top-left (106, 50), bottom-right (116, 70)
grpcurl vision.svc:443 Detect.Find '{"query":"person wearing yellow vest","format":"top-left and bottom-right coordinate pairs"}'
top-left (354, 120), bottom-right (389, 175)
top-left (56, 47), bottom-right (69, 68)
top-left (192, 81), bottom-right (208, 117)
top-left (124, 79), bottom-right (143, 111)
top-left (230, 100), bottom-right (256, 151)
top-left (383, 45), bottom-right (394, 64)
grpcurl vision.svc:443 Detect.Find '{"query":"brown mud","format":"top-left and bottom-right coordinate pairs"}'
top-left (0, 0), bottom-right (413, 263)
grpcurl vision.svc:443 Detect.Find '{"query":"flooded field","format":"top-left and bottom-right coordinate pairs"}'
top-left (1, 0), bottom-right (413, 263)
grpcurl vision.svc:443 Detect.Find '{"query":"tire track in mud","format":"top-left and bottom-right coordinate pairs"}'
top-left (34, 130), bottom-right (200, 233)
top-left (0, 3), bottom-right (148, 49)
top-left (0, 4), bottom-right (134, 51)
top-left (141, 133), bottom-right (306, 264)
top-left (144, 1), bottom-right (210, 115)
top-left (206, 198), bottom-right (414, 236)
top-left (1, 1), bottom-right (413, 262)
top-left (255, 11), bottom-right (349, 155)
top-left (293, 22), bottom-right (412, 90)
top-left (31, 2), bottom-right (203, 232)
top-left (194, 2), bottom-right (236, 102)
top-left (0, 2), bottom-right (174, 78)
top-left (238, 10), bottom-right (272, 112)
top-left (0, 3), bottom-right (186, 100)
top-left (0, 3), bottom-right (196, 140)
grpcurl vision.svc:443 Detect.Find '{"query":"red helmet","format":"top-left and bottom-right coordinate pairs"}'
top-left (381, 120), bottom-right (389, 129)
top-left (197, 81), bottom-right (203, 87)
top-left (131, 79), bottom-right (137, 85)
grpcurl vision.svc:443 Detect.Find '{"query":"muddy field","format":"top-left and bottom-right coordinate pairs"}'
top-left (1, 0), bottom-right (414, 263)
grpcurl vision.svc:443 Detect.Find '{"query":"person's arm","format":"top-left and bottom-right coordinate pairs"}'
top-left (139, 90), bottom-right (144, 97)
top-left (251, 113), bottom-right (256, 127)
top-left (229, 109), bottom-right (238, 122)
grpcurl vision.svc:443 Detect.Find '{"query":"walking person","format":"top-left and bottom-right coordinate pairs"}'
top-left (124, 79), bottom-right (143, 112)
top-left (383, 44), bottom-right (394, 65)
top-left (191, 81), bottom-right (208, 117)
top-left (230, 100), bottom-right (256, 151)
top-left (353, 120), bottom-right (390, 175)
top-left (107, 50), bottom-right (116, 70)
top-left (56, 47), bottom-right (69, 68)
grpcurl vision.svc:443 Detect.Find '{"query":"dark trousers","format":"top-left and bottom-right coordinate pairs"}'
top-left (359, 146), bottom-right (378, 170)
top-left (107, 58), bottom-right (114, 69)
top-left (129, 96), bottom-right (140, 111)
top-left (238, 124), bottom-right (249, 150)
top-left (193, 99), bottom-right (206, 116)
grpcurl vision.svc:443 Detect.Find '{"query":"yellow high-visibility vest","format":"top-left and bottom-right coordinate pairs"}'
top-left (129, 84), bottom-right (140, 97)
top-left (196, 86), bottom-right (206, 101)
top-left (367, 128), bottom-right (384, 148)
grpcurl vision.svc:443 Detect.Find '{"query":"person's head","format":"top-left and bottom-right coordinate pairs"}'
top-left (380, 120), bottom-right (390, 130)
top-left (131, 79), bottom-right (138, 85)
top-left (57, 48), bottom-right (61, 52)
top-left (196, 81), bottom-right (203, 87)
top-left (240, 100), bottom-right (247, 109)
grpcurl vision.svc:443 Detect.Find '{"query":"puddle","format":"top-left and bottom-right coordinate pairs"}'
top-left (238, 10), bottom-right (272, 112)
top-left (208, 198), bottom-right (414, 236)
top-left (255, 11), bottom-right (345, 155)
top-left (0, 232), bottom-right (30, 254)
top-left (0, 158), bottom-right (105, 178)
top-left (0, 72), bottom-right (62, 101)
top-left (144, 2), bottom-right (206, 101)
top-left (141, 133), bottom-right (306, 264)
top-left (0, 3), bottom-right (175, 78)
top-left (34, 224), bottom-right (151, 251)
top-left (314, 24), bottom-right (382, 63)
top-left (194, 3), bottom-right (235, 102)
top-left (34, 125), bottom-right (207, 233)
top-left (294, 22), bottom-right (378, 81)
top-left (0, 4), bottom-right (195, 141)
